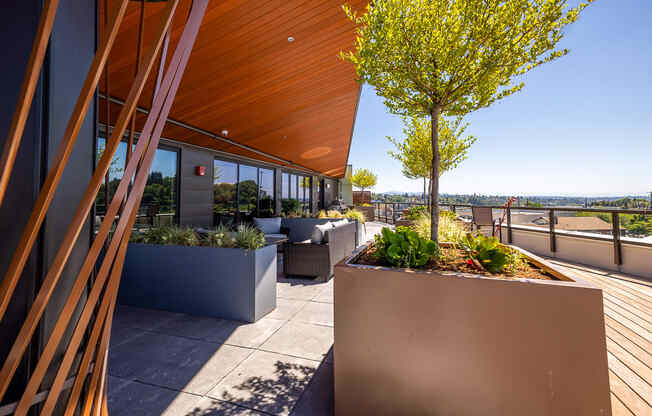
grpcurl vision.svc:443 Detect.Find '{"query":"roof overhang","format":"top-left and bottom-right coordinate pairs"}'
top-left (100, 0), bottom-right (367, 178)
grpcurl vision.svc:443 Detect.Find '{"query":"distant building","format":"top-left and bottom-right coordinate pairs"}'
top-left (531, 216), bottom-right (617, 235)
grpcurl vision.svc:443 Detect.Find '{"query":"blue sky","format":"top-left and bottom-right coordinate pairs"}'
top-left (347, 1), bottom-right (652, 197)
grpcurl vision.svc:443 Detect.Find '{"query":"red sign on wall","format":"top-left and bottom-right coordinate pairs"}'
top-left (195, 165), bottom-right (206, 176)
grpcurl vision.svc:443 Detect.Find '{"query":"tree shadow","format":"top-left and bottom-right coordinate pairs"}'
top-left (185, 360), bottom-right (318, 415)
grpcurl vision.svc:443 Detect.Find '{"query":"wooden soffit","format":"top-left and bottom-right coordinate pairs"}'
top-left (99, 0), bottom-right (367, 178)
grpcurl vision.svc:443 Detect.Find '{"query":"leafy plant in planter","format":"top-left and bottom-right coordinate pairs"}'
top-left (202, 224), bottom-right (236, 248)
top-left (131, 226), bottom-right (200, 246)
top-left (344, 209), bottom-right (365, 223)
top-left (234, 224), bottom-right (266, 250)
top-left (317, 209), bottom-right (344, 219)
top-left (375, 226), bottom-right (439, 268)
top-left (460, 234), bottom-right (512, 274)
top-left (131, 224), bottom-right (265, 250)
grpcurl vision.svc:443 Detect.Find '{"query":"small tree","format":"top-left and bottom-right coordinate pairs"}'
top-left (342, 0), bottom-right (593, 242)
top-left (351, 168), bottom-right (378, 193)
top-left (388, 116), bottom-right (476, 203)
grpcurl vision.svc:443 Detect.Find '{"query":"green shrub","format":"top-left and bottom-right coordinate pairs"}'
top-left (404, 205), bottom-right (428, 221)
top-left (344, 209), bottom-right (365, 223)
top-left (460, 234), bottom-right (510, 273)
top-left (374, 226), bottom-right (439, 268)
top-left (440, 209), bottom-right (457, 221)
top-left (202, 224), bottom-right (236, 248)
top-left (132, 226), bottom-right (200, 246)
top-left (327, 210), bottom-right (344, 218)
top-left (414, 213), bottom-right (466, 244)
top-left (131, 224), bottom-right (265, 250)
top-left (234, 224), bottom-right (266, 250)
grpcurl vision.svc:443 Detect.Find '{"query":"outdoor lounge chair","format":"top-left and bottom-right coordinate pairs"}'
top-left (471, 206), bottom-right (496, 236)
top-left (283, 220), bottom-right (356, 282)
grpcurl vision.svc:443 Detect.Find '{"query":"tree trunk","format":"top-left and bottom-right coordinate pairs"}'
top-left (423, 177), bottom-right (426, 203)
top-left (429, 105), bottom-right (440, 242)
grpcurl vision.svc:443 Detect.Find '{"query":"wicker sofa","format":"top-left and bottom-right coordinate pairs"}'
top-left (283, 220), bottom-right (356, 282)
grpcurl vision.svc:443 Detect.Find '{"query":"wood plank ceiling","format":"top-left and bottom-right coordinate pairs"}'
top-left (99, 0), bottom-right (367, 178)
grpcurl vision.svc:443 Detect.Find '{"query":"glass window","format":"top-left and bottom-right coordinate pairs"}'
top-left (214, 159), bottom-right (237, 226)
top-left (139, 147), bottom-right (178, 228)
top-left (238, 164), bottom-right (258, 222)
top-left (290, 174), bottom-right (297, 199)
top-left (282, 173), bottom-right (289, 199)
top-left (95, 137), bottom-right (128, 217)
top-left (299, 176), bottom-right (310, 211)
top-left (95, 137), bottom-right (178, 233)
top-left (259, 168), bottom-right (275, 217)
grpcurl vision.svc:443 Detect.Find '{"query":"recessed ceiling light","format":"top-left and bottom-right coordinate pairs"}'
top-left (282, 135), bottom-right (287, 140)
top-left (287, 36), bottom-right (294, 42)
top-left (221, 129), bottom-right (228, 136)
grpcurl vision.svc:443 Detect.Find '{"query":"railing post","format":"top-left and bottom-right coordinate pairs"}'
top-left (392, 203), bottom-right (396, 224)
top-left (612, 212), bottom-right (622, 265)
top-left (549, 209), bottom-right (556, 253)
top-left (507, 206), bottom-right (512, 244)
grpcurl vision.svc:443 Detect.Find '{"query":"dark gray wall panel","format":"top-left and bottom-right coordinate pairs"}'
top-left (40, 0), bottom-right (96, 392)
top-left (0, 0), bottom-right (44, 405)
top-left (179, 144), bottom-right (213, 228)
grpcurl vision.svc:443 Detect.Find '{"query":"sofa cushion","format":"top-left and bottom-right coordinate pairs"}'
top-left (254, 217), bottom-right (281, 234)
top-left (311, 223), bottom-right (333, 244)
top-left (332, 219), bottom-right (349, 228)
top-left (265, 233), bottom-right (287, 239)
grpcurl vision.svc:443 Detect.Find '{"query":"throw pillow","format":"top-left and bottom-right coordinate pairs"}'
top-left (310, 223), bottom-right (334, 244)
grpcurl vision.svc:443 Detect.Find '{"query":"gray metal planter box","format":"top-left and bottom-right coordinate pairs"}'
top-left (119, 243), bottom-right (277, 322)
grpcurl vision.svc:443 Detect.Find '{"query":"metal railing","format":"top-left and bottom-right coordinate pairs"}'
top-left (371, 202), bottom-right (652, 266)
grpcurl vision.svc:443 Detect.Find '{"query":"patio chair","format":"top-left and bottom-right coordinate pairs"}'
top-left (471, 206), bottom-right (496, 236)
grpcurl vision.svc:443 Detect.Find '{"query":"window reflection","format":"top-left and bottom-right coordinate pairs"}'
top-left (259, 168), bottom-right (275, 217)
top-left (290, 174), bottom-right (297, 199)
top-left (281, 171), bottom-right (311, 215)
top-left (214, 159), bottom-right (275, 224)
top-left (137, 147), bottom-right (178, 228)
top-left (282, 173), bottom-right (289, 199)
top-left (238, 164), bottom-right (258, 222)
top-left (214, 159), bottom-right (237, 226)
top-left (95, 137), bottom-right (127, 217)
top-left (94, 137), bottom-right (178, 233)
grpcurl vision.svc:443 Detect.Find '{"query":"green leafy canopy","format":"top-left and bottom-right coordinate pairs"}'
top-left (351, 168), bottom-right (378, 191)
top-left (342, 0), bottom-right (593, 117)
top-left (342, 0), bottom-right (593, 242)
top-left (388, 115), bottom-right (476, 179)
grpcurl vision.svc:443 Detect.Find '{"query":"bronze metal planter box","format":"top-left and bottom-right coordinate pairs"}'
top-left (356, 205), bottom-right (375, 222)
top-left (334, 244), bottom-right (611, 415)
top-left (394, 218), bottom-right (413, 227)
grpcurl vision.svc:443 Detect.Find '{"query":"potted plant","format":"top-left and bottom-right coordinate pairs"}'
top-left (334, 225), bottom-right (611, 415)
top-left (120, 224), bottom-right (276, 323)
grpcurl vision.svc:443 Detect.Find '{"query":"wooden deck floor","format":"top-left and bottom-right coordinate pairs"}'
top-left (550, 260), bottom-right (652, 416)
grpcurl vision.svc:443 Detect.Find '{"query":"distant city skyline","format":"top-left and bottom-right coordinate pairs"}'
top-left (347, 1), bottom-right (652, 197)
